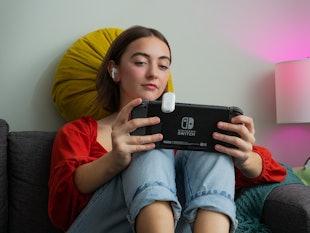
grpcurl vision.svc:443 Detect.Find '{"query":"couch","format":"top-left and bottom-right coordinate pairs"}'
top-left (0, 118), bottom-right (310, 233)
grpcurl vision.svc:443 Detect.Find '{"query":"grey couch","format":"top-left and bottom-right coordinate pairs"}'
top-left (0, 118), bottom-right (310, 233)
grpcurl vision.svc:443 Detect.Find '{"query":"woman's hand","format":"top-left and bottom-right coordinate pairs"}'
top-left (74, 98), bottom-right (163, 194)
top-left (110, 98), bottom-right (163, 169)
top-left (213, 115), bottom-right (262, 178)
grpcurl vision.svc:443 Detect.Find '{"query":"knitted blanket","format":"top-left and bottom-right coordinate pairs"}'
top-left (235, 164), bottom-right (303, 233)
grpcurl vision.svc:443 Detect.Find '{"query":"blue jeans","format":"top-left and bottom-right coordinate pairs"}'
top-left (67, 149), bottom-right (237, 233)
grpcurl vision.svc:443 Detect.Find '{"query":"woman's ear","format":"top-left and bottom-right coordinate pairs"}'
top-left (108, 61), bottom-right (118, 82)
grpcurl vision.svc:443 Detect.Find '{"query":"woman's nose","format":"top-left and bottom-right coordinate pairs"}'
top-left (146, 64), bottom-right (158, 79)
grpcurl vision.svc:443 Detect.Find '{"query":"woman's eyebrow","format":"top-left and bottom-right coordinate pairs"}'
top-left (131, 52), bottom-right (171, 62)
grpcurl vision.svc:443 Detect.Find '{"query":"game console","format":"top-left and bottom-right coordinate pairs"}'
top-left (130, 96), bottom-right (243, 152)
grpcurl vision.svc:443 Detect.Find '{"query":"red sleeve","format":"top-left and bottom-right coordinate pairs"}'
top-left (48, 117), bottom-right (106, 231)
top-left (235, 145), bottom-right (287, 190)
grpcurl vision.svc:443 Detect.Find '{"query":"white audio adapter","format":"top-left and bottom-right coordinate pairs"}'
top-left (161, 92), bottom-right (176, 113)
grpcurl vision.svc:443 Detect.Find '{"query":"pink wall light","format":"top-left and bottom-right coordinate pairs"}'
top-left (275, 59), bottom-right (310, 124)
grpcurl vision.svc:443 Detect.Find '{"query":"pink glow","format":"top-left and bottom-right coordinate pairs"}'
top-left (264, 126), bottom-right (310, 167)
top-left (198, 2), bottom-right (310, 62)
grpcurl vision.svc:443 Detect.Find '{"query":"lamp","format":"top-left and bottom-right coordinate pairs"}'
top-left (275, 58), bottom-right (310, 123)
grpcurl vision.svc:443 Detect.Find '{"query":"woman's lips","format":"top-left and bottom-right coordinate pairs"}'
top-left (142, 83), bottom-right (158, 90)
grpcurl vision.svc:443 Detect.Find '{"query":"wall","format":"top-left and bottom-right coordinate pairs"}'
top-left (1, 0), bottom-right (310, 167)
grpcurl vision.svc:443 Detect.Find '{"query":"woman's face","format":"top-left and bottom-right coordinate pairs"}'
top-left (116, 36), bottom-right (171, 108)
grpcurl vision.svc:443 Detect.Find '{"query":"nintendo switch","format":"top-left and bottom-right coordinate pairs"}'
top-left (130, 100), bottom-right (243, 152)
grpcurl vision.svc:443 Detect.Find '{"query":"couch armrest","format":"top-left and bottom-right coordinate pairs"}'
top-left (262, 183), bottom-right (310, 233)
top-left (0, 119), bottom-right (9, 232)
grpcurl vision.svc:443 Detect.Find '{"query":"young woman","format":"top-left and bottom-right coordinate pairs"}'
top-left (48, 25), bottom-right (286, 233)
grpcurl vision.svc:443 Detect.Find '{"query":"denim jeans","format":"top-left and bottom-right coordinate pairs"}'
top-left (67, 149), bottom-right (237, 233)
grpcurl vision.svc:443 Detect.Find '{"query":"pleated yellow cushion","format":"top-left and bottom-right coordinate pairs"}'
top-left (52, 27), bottom-right (174, 121)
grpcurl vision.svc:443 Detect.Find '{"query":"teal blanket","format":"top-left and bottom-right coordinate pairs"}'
top-left (235, 164), bottom-right (303, 233)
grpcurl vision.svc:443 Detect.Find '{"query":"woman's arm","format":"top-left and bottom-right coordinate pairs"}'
top-left (234, 150), bottom-right (263, 178)
top-left (235, 145), bottom-right (286, 189)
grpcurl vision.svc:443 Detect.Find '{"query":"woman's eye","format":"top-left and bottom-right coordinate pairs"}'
top-left (159, 65), bottom-right (169, 70)
top-left (134, 61), bottom-right (146, 66)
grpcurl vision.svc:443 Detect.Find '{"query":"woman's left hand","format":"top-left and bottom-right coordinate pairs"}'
top-left (212, 115), bottom-right (256, 168)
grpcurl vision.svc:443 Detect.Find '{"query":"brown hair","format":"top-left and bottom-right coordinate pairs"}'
top-left (96, 25), bottom-right (171, 113)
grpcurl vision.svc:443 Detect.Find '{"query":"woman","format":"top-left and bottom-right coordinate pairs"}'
top-left (48, 25), bottom-right (286, 233)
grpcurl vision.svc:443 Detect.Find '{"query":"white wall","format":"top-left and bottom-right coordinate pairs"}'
top-left (1, 0), bottom-right (310, 167)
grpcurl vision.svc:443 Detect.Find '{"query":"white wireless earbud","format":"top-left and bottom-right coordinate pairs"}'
top-left (111, 68), bottom-right (117, 80)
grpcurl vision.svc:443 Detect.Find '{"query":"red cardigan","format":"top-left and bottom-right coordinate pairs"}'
top-left (48, 116), bottom-right (286, 231)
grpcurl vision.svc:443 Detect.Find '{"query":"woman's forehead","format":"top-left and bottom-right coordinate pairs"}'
top-left (124, 36), bottom-right (170, 59)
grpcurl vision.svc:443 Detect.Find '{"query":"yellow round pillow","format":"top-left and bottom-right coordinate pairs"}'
top-left (52, 27), bottom-right (174, 121)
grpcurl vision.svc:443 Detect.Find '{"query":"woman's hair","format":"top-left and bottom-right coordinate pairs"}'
top-left (96, 25), bottom-right (171, 113)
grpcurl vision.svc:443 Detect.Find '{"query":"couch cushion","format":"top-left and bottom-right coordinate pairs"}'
top-left (262, 183), bottom-right (310, 233)
top-left (0, 119), bottom-right (8, 232)
top-left (8, 131), bottom-right (62, 233)
top-left (52, 28), bottom-right (124, 121)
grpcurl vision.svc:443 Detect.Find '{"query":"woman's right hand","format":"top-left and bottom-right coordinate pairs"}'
top-left (74, 98), bottom-right (163, 194)
top-left (110, 98), bottom-right (163, 169)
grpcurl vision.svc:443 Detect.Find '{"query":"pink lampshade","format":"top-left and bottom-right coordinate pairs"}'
top-left (275, 59), bottom-right (310, 123)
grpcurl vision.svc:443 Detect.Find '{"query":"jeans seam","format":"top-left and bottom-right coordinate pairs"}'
top-left (189, 189), bottom-right (234, 203)
top-left (131, 181), bottom-right (177, 201)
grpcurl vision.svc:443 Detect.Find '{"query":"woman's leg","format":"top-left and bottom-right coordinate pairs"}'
top-left (175, 150), bottom-right (237, 233)
top-left (194, 209), bottom-right (230, 232)
top-left (122, 149), bottom-right (182, 233)
top-left (67, 174), bottom-right (132, 233)
top-left (136, 200), bottom-right (174, 233)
